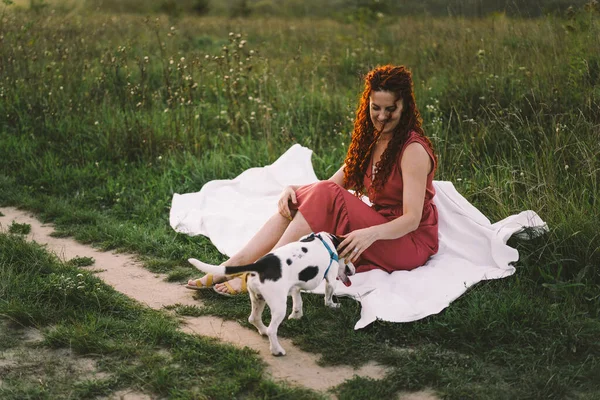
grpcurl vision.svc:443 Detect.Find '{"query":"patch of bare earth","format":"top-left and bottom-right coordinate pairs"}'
top-left (0, 320), bottom-right (156, 399)
top-left (398, 390), bottom-right (440, 400)
top-left (0, 323), bottom-right (111, 389)
top-left (0, 207), bottom-right (438, 399)
top-left (100, 389), bottom-right (153, 400)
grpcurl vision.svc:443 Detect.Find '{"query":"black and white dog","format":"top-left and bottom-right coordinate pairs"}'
top-left (188, 232), bottom-right (355, 356)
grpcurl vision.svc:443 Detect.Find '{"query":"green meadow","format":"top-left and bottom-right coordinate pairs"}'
top-left (1, 0), bottom-right (599, 398)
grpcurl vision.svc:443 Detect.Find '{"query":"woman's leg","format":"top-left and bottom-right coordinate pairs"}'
top-left (272, 210), bottom-right (312, 249)
top-left (187, 212), bottom-right (292, 288)
top-left (224, 212), bottom-right (294, 265)
top-left (213, 211), bottom-right (313, 294)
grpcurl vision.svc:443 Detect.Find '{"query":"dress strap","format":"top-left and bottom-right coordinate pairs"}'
top-left (400, 131), bottom-right (437, 174)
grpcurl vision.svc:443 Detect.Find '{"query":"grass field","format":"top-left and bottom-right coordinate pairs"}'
top-left (1, 1), bottom-right (599, 398)
top-left (0, 231), bottom-right (320, 399)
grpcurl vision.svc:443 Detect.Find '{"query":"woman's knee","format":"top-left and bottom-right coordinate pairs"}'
top-left (310, 180), bottom-right (341, 198)
top-left (293, 180), bottom-right (345, 222)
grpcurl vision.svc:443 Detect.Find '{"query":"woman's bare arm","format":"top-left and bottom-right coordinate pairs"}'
top-left (327, 165), bottom-right (346, 188)
top-left (338, 143), bottom-right (431, 262)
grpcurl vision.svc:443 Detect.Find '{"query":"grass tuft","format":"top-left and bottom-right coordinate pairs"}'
top-left (8, 222), bottom-right (31, 235)
top-left (67, 256), bottom-right (95, 267)
top-left (166, 266), bottom-right (194, 282)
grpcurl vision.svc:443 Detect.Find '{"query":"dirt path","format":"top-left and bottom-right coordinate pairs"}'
top-left (0, 207), bottom-right (437, 399)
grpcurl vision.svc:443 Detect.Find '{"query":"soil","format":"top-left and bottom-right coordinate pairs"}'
top-left (0, 206), bottom-right (438, 399)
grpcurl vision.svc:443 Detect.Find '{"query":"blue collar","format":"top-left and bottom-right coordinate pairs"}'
top-left (312, 233), bottom-right (338, 279)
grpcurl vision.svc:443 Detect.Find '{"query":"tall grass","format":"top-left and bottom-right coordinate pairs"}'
top-left (1, 5), bottom-right (598, 284)
top-left (9, 0), bottom-right (594, 18)
top-left (0, 2), bottom-right (599, 398)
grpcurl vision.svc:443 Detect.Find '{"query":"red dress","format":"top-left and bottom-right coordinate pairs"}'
top-left (293, 131), bottom-right (439, 273)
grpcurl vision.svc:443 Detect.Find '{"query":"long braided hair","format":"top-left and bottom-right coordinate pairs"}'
top-left (343, 65), bottom-right (437, 198)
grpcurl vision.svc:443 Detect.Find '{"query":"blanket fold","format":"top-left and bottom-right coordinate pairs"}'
top-left (170, 144), bottom-right (547, 329)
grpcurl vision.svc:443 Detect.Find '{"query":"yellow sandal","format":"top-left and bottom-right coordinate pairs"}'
top-left (185, 274), bottom-right (215, 290)
top-left (213, 273), bottom-right (248, 297)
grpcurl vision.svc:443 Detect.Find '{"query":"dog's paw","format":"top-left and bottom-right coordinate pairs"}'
top-left (271, 347), bottom-right (286, 357)
top-left (288, 310), bottom-right (303, 320)
top-left (325, 301), bottom-right (341, 309)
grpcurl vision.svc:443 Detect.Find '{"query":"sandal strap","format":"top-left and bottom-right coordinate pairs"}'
top-left (221, 275), bottom-right (248, 295)
top-left (193, 274), bottom-right (213, 288)
top-left (240, 273), bottom-right (248, 292)
top-left (222, 280), bottom-right (237, 295)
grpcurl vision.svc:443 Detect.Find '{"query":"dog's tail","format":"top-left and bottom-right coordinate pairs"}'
top-left (187, 258), bottom-right (259, 275)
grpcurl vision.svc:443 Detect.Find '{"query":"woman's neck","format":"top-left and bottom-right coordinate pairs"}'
top-left (377, 133), bottom-right (393, 144)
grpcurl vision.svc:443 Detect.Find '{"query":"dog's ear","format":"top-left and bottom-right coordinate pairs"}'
top-left (328, 233), bottom-right (343, 249)
top-left (300, 233), bottom-right (316, 242)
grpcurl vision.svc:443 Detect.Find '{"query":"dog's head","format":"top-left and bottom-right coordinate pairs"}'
top-left (318, 232), bottom-right (356, 287)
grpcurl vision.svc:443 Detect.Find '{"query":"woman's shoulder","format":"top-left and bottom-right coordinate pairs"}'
top-left (399, 131), bottom-right (427, 155)
top-left (406, 131), bottom-right (434, 152)
top-left (397, 131), bottom-right (436, 173)
top-left (407, 129), bottom-right (423, 141)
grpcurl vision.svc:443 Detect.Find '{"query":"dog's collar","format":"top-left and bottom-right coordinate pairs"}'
top-left (311, 233), bottom-right (338, 279)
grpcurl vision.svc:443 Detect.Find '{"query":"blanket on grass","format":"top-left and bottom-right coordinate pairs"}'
top-left (170, 144), bottom-right (548, 329)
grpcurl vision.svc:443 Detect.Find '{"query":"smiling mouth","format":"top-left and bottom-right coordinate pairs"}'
top-left (376, 123), bottom-right (391, 132)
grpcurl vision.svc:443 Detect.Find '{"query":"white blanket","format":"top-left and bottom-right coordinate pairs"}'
top-left (170, 144), bottom-right (547, 329)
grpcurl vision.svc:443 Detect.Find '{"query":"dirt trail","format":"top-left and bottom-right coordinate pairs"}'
top-left (0, 207), bottom-right (437, 398)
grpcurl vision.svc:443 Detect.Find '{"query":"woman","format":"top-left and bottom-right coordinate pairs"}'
top-left (186, 64), bottom-right (438, 295)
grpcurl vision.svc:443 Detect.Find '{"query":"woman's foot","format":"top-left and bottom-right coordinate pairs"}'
top-left (214, 276), bottom-right (247, 296)
top-left (186, 274), bottom-right (227, 290)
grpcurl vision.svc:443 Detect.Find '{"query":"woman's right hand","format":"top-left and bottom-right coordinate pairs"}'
top-left (278, 186), bottom-right (297, 221)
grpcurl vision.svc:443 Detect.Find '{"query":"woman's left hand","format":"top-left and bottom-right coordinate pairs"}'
top-left (338, 228), bottom-right (379, 263)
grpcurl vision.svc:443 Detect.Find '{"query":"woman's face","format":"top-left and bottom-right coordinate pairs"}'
top-left (369, 90), bottom-right (403, 135)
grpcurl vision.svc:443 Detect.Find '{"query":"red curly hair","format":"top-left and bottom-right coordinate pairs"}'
top-left (343, 65), bottom-right (437, 198)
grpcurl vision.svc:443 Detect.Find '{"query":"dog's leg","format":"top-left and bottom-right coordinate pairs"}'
top-left (324, 260), bottom-right (341, 308)
top-left (324, 279), bottom-right (340, 308)
top-left (261, 290), bottom-right (287, 356)
top-left (248, 288), bottom-right (268, 336)
top-left (288, 286), bottom-right (303, 320)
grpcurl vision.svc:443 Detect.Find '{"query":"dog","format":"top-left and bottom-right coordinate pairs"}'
top-left (188, 231), bottom-right (355, 356)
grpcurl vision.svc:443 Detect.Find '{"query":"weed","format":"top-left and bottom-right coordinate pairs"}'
top-left (8, 222), bottom-right (31, 235)
top-left (67, 256), bottom-right (95, 267)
